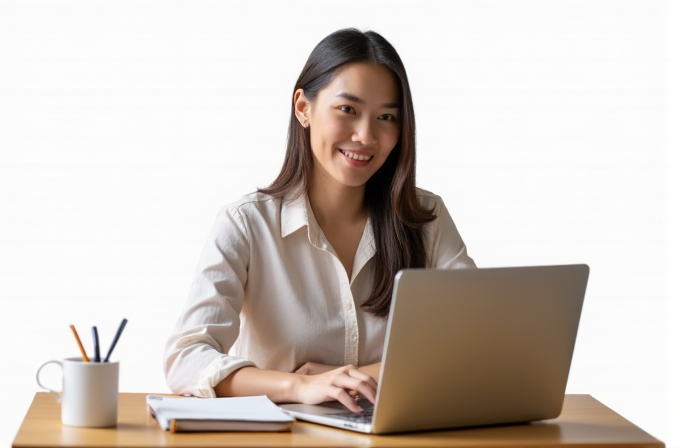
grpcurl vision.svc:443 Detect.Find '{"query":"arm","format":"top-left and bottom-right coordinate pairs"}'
top-left (425, 194), bottom-right (476, 269)
top-left (295, 361), bottom-right (381, 382)
top-left (163, 205), bottom-right (254, 397)
top-left (215, 365), bottom-right (378, 413)
top-left (358, 362), bottom-right (381, 382)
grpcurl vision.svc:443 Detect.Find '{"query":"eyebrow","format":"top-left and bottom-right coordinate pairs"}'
top-left (335, 92), bottom-right (401, 109)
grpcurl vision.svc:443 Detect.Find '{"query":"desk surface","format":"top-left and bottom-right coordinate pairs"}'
top-left (12, 392), bottom-right (663, 448)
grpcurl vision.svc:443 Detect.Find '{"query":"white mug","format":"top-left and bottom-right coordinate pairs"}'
top-left (36, 357), bottom-right (119, 427)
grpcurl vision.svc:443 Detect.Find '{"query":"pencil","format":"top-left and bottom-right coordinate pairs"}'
top-left (70, 325), bottom-right (90, 363)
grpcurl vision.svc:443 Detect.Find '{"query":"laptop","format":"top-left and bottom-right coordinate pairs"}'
top-left (280, 264), bottom-right (589, 434)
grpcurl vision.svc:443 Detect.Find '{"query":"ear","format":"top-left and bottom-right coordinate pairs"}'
top-left (293, 88), bottom-right (310, 128)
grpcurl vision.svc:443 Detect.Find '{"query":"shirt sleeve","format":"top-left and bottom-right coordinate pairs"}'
top-left (163, 205), bottom-right (256, 398)
top-left (424, 194), bottom-right (476, 269)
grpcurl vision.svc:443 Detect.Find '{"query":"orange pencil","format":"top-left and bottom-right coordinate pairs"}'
top-left (69, 325), bottom-right (90, 363)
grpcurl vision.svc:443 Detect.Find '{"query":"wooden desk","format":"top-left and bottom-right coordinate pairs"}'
top-left (12, 393), bottom-right (663, 448)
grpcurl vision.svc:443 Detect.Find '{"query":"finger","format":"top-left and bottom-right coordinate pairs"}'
top-left (331, 375), bottom-right (377, 404)
top-left (328, 386), bottom-right (363, 413)
top-left (347, 368), bottom-right (378, 390)
top-left (351, 382), bottom-right (377, 404)
top-left (344, 370), bottom-right (378, 403)
top-left (338, 364), bottom-right (357, 371)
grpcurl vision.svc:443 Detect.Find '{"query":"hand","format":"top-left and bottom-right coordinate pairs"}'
top-left (294, 362), bottom-right (339, 375)
top-left (291, 364), bottom-right (377, 413)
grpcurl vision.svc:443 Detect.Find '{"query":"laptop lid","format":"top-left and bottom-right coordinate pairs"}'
top-left (282, 264), bottom-right (589, 434)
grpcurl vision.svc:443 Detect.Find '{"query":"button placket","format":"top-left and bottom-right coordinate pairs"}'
top-left (313, 238), bottom-right (359, 367)
top-left (332, 260), bottom-right (359, 367)
top-left (305, 201), bottom-right (365, 368)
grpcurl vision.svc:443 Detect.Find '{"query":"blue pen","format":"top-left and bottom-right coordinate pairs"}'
top-left (104, 318), bottom-right (128, 363)
top-left (92, 326), bottom-right (101, 362)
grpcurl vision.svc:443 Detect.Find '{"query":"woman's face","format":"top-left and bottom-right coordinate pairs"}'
top-left (295, 62), bottom-right (401, 189)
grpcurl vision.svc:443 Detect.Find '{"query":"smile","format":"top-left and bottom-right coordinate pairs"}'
top-left (339, 149), bottom-right (374, 162)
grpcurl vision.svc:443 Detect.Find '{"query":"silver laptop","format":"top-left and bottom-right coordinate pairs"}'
top-left (280, 264), bottom-right (589, 434)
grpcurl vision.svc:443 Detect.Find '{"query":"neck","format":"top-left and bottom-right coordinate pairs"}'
top-left (308, 172), bottom-right (366, 227)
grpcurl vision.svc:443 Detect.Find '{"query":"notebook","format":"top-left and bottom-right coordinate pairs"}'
top-left (280, 264), bottom-right (589, 434)
top-left (146, 395), bottom-right (293, 432)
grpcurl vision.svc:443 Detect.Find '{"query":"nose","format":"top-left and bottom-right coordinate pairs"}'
top-left (352, 118), bottom-right (377, 147)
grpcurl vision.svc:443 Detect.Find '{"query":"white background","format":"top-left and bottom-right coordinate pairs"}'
top-left (1, 1), bottom-right (678, 446)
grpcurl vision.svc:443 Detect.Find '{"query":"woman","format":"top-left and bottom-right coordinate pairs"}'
top-left (163, 28), bottom-right (475, 412)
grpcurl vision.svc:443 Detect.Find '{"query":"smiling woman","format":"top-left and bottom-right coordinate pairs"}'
top-left (163, 28), bottom-right (475, 414)
top-left (293, 62), bottom-right (402, 281)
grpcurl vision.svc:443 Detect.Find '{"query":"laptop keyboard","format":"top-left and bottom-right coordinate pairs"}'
top-left (325, 405), bottom-right (374, 424)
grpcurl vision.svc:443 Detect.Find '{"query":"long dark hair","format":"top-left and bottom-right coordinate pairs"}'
top-left (259, 28), bottom-right (435, 318)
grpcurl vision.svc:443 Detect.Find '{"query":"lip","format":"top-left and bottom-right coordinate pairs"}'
top-left (338, 148), bottom-right (373, 166)
top-left (338, 148), bottom-right (373, 156)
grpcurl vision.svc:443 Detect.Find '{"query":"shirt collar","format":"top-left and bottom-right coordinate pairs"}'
top-left (280, 190), bottom-right (309, 239)
top-left (280, 188), bottom-right (376, 270)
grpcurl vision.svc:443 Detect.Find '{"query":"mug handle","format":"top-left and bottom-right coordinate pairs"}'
top-left (36, 360), bottom-right (63, 402)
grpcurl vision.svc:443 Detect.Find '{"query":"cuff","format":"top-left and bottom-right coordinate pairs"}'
top-left (196, 356), bottom-right (256, 398)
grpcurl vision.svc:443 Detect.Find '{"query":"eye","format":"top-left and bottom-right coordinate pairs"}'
top-left (378, 114), bottom-right (397, 121)
top-left (338, 105), bottom-right (356, 114)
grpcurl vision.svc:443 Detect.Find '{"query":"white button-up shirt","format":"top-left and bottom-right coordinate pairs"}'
top-left (163, 188), bottom-right (475, 397)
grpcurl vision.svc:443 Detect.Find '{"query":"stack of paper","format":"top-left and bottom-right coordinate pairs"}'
top-left (146, 395), bottom-right (294, 433)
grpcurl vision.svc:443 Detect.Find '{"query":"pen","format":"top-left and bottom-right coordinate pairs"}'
top-left (69, 325), bottom-right (90, 363)
top-left (92, 326), bottom-right (101, 362)
top-left (103, 318), bottom-right (128, 363)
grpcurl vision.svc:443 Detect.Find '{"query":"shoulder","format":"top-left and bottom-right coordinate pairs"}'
top-left (218, 191), bottom-right (281, 218)
top-left (208, 192), bottom-right (283, 236)
top-left (415, 187), bottom-right (445, 214)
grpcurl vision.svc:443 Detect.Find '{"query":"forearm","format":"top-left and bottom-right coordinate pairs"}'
top-left (216, 364), bottom-right (378, 412)
top-left (214, 366), bottom-right (299, 403)
top-left (296, 361), bottom-right (382, 383)
top-left (358, 362), bottom-right (381, 383)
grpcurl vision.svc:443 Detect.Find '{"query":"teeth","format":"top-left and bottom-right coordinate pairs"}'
top-left (340, 150), bottom-right (373, 161)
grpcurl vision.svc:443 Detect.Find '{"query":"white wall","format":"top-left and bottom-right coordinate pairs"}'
top-left (1, 1), bottom-right (677, 446)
